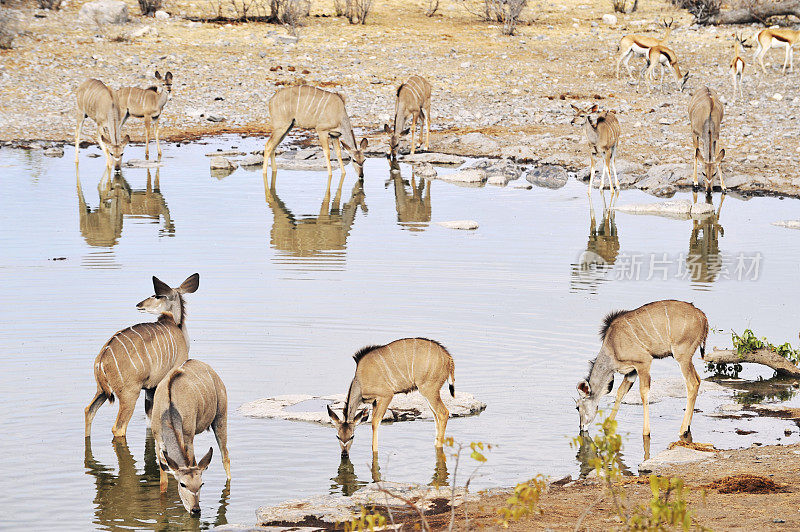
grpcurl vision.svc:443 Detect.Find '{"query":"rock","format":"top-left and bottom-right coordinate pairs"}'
top-left (78, 0), bottom-right (129, 25)
top-left (207, 115), bottom-right (226, 123)
top-left (501, 145), bottom-right (538, 162)
top-left (615, 199), bottom-right (714, 219)
top-left (129, 25), bottom-right (156, 38)
top-left (621, 378), bottom-right (725, 405)
top-left (210, 156), bottom-right (238, 170)
top-left (412, 162), bottom-right (437, 179)
top-left (205, 150), bottom-right (244, 157)
top-left (637, 164), bottom-right (691, 191)
top-left (457, 132), bottom-right (500, 155)
top-left (186, 108), bottom-right (205, 120)
top-left (487, 174), bottom-right (509, 186)
top-left (472, 158), bottom-right (522, 182)
top-left (722, 174), bottom-right (751, 189)
top-left (43, 146), bottom-right (64, 157)
top-left (154, 9), bottom-right (169, 19)
top-left (271, 34), bottom-right (298, 45)
top-left (602, 13), bottom-right (617, 25)
top-left (772, 93), bottom-right (783, 101)
top-left (512, 181), bottom-right (532, 189)
top-left (257, 483), bottom-right (477, 528)
top-left (438, 168), bottom-right (486, 185)
top-left (239, 153), bottom-right (264, 167)
top-left (639, 446), bottom-right (715, 474)
top-left (526, 164), bottom-right (568, 189)
top-left (401, 152), bottom-right (465, 165)
top-left (772, 220), bottom-right (800, 230)
top-left (240, 391), bottom-right (486, 424)
top-left (576, 159), bottom-right (645, 187)
top-left (437, 220), bottom-right (479, 230)
top-left (124, 158), bottom-right (163, 168)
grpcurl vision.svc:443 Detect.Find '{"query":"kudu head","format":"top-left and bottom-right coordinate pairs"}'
top-left (154, 70), bottom-right (174, 101)
top-left (383, 124), bottom-right (411, 160)
top-left (342, 138), bottom-right (368, 178)
top-left (327, 404), bottom-right (368, 457)
top-left (575, 377), bottom-right (613, 432)
top-left (570, 104), bottom-right (600, 133)
top-left (696, 147), bottom-right (725, 191)
top-left (161, 447), bottom-right (213, 514)
top-left (136, 273), bottom-right (199, 326)
top-left (101, 130), bottom-right (130, 171)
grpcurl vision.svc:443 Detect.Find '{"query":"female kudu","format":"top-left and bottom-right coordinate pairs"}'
top-left (689, 87), bottom-right (725, 194)
top-left (151, 359), bottom-right (231, 515)
top-left (571, 104), bottom-right (621, 195)
top-left (84, 273), bottom-right (199, 439)
top-left (383, 75), bottom-right (432, 159)
top-left (576, 300), bottom-right (708, 440)
top-left (327, 338), bottom-right (455, 456)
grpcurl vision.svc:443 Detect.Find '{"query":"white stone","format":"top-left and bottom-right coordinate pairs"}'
top-left (772, 93), bottom-right (783, 101)
top-left (124, 158), bottom-right (163, 168)
top-left (602, 13), bottom-right (617, 25)
top-left (239, 153), bottom-right (264, 167)
top-left (772, 220), bottom-right (800, 230)
top-left (639, 446), bottom-right (715, 474)
top-left (154, 9), bottom-right (169, 19)
top-left (437, 220), bottom-right (479, 230)
top-left (438, 168), bottom-right (486, 184)
top-left (401, 152), bottom-right (465, 165)
top-left (78, 0), bottom-right (129, 25)
top-left (615, 199), bottom-right (714, 219)
top-left (412, 162), bottom-right (437, 179)
top-left (209, 156), bottom-right (238, 170)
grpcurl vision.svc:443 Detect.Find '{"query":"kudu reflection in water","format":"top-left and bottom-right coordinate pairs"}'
top-left (84, 436), bottom-right (229, 530)
top-left (262, 173), bottom-right (367, 257)
top-left (77, 167), bottom-right (174, 247)
top-left (388, 163), bottom-right (432, 231)
top-left (572, 194), bottom-right (620, 292)
top-left (687, 193), bottom-right (725, 283)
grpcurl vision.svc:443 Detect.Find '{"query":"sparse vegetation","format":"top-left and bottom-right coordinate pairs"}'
top-left (137, 0), bottom-right (162, 16)
top-left (36, 0), bottom-right (62, 10)
top-left (457, 0), bottom-right (527, 35)
top-left (496, 476), bottom-right (546, 528)
top-left (0, 8), bottom-right (19, 49)
top-left (201, 0), bottom-right (308, 23)
top-left (626, 476), bottom-right (703, 531)
top-left (610, 0), bottom-right (638, 13)
top-left (341, 506), bottom-right (387, 532)
top-left (733, 329), bottom-right (800, 365)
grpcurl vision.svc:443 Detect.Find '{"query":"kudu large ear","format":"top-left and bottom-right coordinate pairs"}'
top-left (359, 138), bottom-right (368, 151)
top-left (695, 147), bottom-right (704, 162)
top-left (165, 71), bottom-right (173, 83)
top-left (178, 273), bottom-right (200, 294)
top-left (327, 404), bottom-right (342, 424)
top-left (589, 104), bottom-right (599, 113)
top-left (353, 408), bottom-right (369, 424)
top-left (155, 70), bottom-right (162, 80)
top-left (163, 450), bottom-right (181, 471)
top-left (383, 124), bottom-right (392, 134)
top-left (153, 276), bottom-right (172, 296)
top-left (122, 135), bottom-right (130, 147)
top-left (577, 380), bottom-right (591, 397)
top-left (716, 148), bottom-right (726, 163)
top-left (197, 447), bottom-right (213, 470)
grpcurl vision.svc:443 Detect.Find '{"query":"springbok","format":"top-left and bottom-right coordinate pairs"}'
top-left (327, 338), bottom-right (455, 456)
top-left (576, 300), bottom-right (708, 440)
top-left (639, 45), bottom-right (690, 93)
top-left (689, 87), bottom-right (725, 194)
top-left (383, 75), bottom-right (432, 159)
top-left (151, 359), bottom-right (231, 515)
top-left (570, 104), bottom-right (621, 195)
top-left (616, 18), bottom-right (673, 81)
top-left (730, 34), bottom-right (746, 100)
top-left (753, 27), bottom-right (800, 74)
top-left (262, 85), bottom-right (368, 180)
top-left (118, 71), bottom-right (173, 160)
top-left (84, 273), bottom-right (199, 439)
top-left (75, 79), bottom-right (130, 170)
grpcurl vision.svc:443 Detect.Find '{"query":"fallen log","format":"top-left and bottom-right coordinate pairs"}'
top-left (704, 348), bottom-right (800, 377)
top-left (703, 0), bottom-right (800, 24)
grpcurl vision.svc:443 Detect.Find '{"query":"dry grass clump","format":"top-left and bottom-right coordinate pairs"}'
top-left (667, 441), bottom-right (717, 452)
top-left (705, 474), bottom-right (788, 494)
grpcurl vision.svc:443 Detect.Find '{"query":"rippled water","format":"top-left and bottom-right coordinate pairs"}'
top-left (1, 136), bottom-right (799, 530)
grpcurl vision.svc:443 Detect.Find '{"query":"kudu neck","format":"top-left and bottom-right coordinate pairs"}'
top-left (588, 347), bottom-right (615, 398)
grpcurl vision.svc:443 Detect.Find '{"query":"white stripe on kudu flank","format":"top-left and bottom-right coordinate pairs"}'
top-left (130, 329), bottom-right (150, 371)
top-left (108, 347), bottom-right (125, 385)
top-left (117, 332), bottom-right (140, 372)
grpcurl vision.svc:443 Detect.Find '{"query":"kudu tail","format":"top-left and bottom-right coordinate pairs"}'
top-left (94, 359), bottom-right (115, 404)
top-left (448, 358), bottom-right (455, 397)
top-left (699, 313), bottom-right (709, 360)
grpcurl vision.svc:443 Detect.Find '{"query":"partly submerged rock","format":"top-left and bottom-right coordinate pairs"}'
top-left (471, 158), bottom-right (522, 184)
top-left (401, 152), bottom-right (465, 166)
top-left (256, 482), bottom-right (477, 528)
top-left (438, 168), bottom-right (487, 185)
top-left (239, 153), bottom-right (264, 167)
top-left (437, 220), bottom-right (479, 230)
top-left (621, 377), bottom-right (725, 405)
top-left (639, 446), bottom-right (715, 474)
top-left (43, 146), bottom-right (64, 157)
top-left (239, 391), bottom-right (486, 425)
top-left (205, 150), bottom-right (245, 157)
top-left (773, 220), bottom-right (800, 230)
top-left (412, 162), bottom-right (438, 179)
top-left (615, 199), bottom-right (714, 219)
top-left (526, 164), bottom-right (568, 189)
top-left (576, 159), bottom-right (645, 187)
top-left (124, 158), bottom-right (163, 168)
top-left (210, 156), bottom-right (238, 171)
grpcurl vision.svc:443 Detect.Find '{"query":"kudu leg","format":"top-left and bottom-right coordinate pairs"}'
top-left (409, 114), bottom-right (418, 156)
top-left (144, 388), bottom-right (155, 419)
top-left (371, 396), bottom-right (392, 455)
top-left (318, 131), bottom-right (333, 179)
top-left (144, 116), bottom-right (151, 160)
top-left (111, 389), bottom-right (139, 439)
top-left (75, 116), bottom-right (86, 163)
top-left (423, 388), bottom-right (450, 448)
top-left (425, 103), bottom-right (431, 150)
top-left (692, 136), bottom-right (700, 188)
top-left (155, 118), bottom-right (162, 160)
top-left (610, 373), bottom-right (636, 420)
top-left (587, 154), bottom-right (595, 196)
top-left (611, 146), bottom-right (620, 192)
top-left (333, 137), bottom-right (347, 177)
top-left (212, 416), bottom-right (232, 480)
top-left (84, 388), bottom-right (108, 438)
top-left (638, 369), bottom-right (651, 436)
top-left (677, 357), bottom-right (700, 439)
top-left (263, 122), bottom-right (293, 177)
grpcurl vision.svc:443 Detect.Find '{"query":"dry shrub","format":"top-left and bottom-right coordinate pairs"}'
top-left (706, 474), bottom-right (788, 494)
top-left (425, 0), bottom-right (439, 16)
top-left (336, 0), bottom-right (372, 23)
top-left (36, 0), bottom-right (62, 10)
top-left (670, 0), bottom-right (720, 23)
top-left (458, 0), bottom-right (527, 35)
top-left (138, 0), bottom-right (162, 16)
top-left (0, 8), bottom-right (20, 49)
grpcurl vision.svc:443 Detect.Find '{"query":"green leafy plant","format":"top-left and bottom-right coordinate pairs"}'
top-left (342, 506), bottom-right (386, 532)
top-left (625, 476), bottom-right (707, 531)
top-left (732, 329), bottom-right (800, 365)
top-left (496, 475), bottom-right (547, 528)
top-left (442, 437), bottom-right (493, 531)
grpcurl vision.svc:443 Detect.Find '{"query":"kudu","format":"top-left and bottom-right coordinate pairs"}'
top-left (84, 273), bottom-right (199, 439)
top-left (151, 359), bottom-right (231, 515)
top-left (616, 18), bottom-right (673, 81)
top-left (576, 300), bottom-right (708, 440)
top-left (118, 71), bottom-right (173, 160)
top-left (263, 85), bottom-right (368, 180)
top-left (639, 45), bottom-right (690, 93)
top-left (389, 165), bottom-right (432, 231)
top-left (754, 27), bottom-right (800, 74)
top-left (383, 75), bottom-right (432, 159)
top-left (688, 87), bottom-right (725, 194)
top-left (327, 338), bottom-right (456, 455)
top-left (730, 34), bottom-right (746, 100)
top-left (688, 193), bottom-right (725, 283)
top-left (571, 104), bottom-right (621, 195)
top-left (75, 79), bottom-right (130, 170)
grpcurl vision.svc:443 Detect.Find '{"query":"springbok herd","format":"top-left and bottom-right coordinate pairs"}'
top-left (78, 22), bottom-right (799, 515)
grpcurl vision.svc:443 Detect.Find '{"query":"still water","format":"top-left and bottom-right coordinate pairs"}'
top-left (1, 136), bottom-right (799, 530)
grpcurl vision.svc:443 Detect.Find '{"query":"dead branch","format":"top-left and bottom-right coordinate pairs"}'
top-left (705, 348), bottom-right (800, 377)
top-left (703, 0), bottom-right (800, 24)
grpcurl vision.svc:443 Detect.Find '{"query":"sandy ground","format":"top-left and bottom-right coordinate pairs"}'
top-left (1, 0), bottom-right (799, 195)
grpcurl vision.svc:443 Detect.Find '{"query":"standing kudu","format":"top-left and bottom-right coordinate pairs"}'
top-left (576, 300), bottom-right (708, 440)
top-left (118, 71), bottom-right (173, 160)
top-left (263, 85), bottom-right (368, 181)
top-left (151, 359), bottom-right (231, 515)
top-left (327, 338), bottom-right (455, 456)
top-left (616, 18), bottom-right (674, 81)
top-left (75, 79), bottom-right (130, 170)
top-left (383, 75), bottom-right (432, 159)
top-left (571, 104), bottom-right (621, 195)
top-left (689, 87), bottom-right (725, 194)
top-left (84, 273), bottom-right (199, 439)
top-left (730, 34), bottom-right (746, 100)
